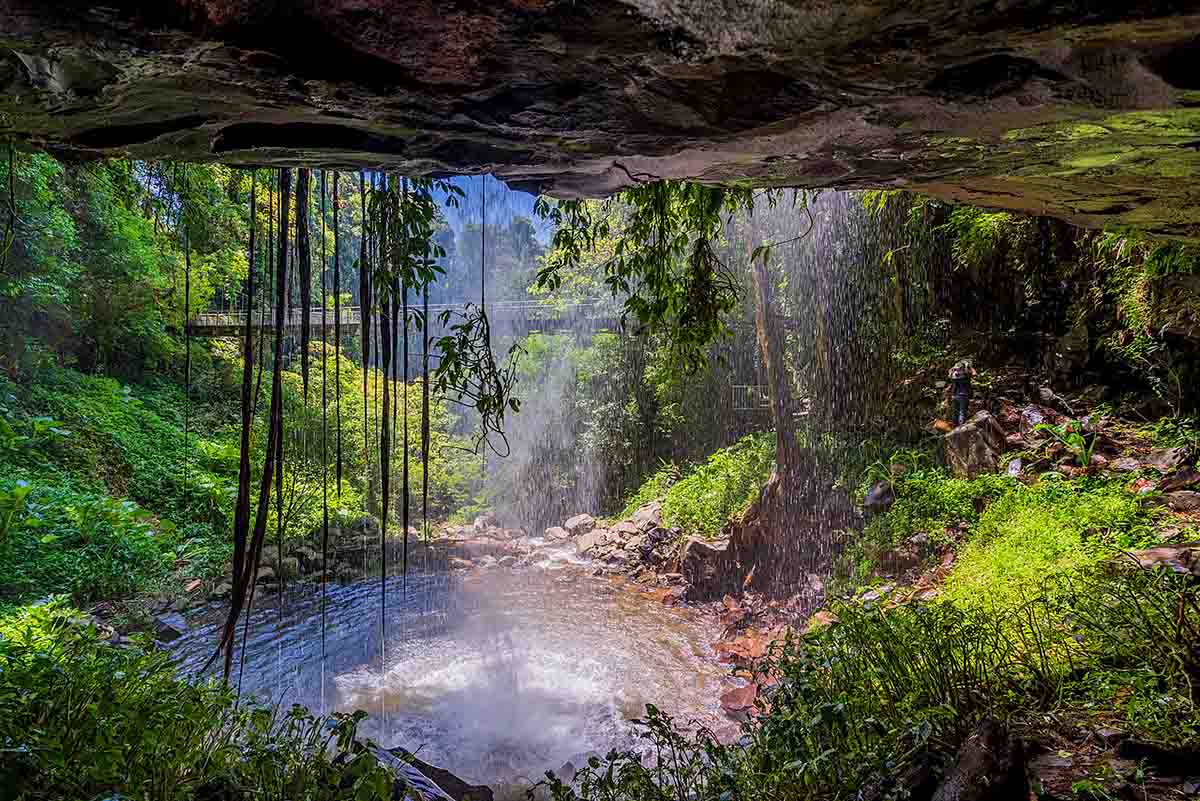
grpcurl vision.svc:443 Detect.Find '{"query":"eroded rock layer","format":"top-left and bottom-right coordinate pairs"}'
top-left (3, 1), bottom-right (1200, 235)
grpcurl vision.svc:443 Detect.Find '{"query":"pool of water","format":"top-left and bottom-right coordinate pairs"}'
top-left (170, 540), bottom-right (731, 786)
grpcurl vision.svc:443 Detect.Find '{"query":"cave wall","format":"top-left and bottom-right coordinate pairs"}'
top-left (2, 1), bottom-right (1200, 237)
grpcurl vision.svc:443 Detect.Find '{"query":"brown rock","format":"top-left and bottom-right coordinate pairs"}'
top-left (6, 5), bottom-right (1200, 236)
top-left (576, 527), bottom-right (615, 554)
top-left (1145, 447), bottom-right (1194, 473)
top-left (680, 537), bottom-right (731, 596)
top-left (543, 526), bottom-right (570, 540)
top-left (930, 720), bottom-right (1026, 801)
top-left (1124, 545), bottom-right (1198, 576)
top-left (803, 610), bottom-right (838, 634)
top-left (945, 411), bottom-right (1008, 478)
top-left (1161, 468), bottom-right (1200, 492)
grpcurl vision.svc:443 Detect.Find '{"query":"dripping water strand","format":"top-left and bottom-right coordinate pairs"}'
top-left (319, 168), bottom-right (330, 714)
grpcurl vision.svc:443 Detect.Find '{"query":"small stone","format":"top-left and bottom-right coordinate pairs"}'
top-left (496, 555), bottom-right (517, 567)
top-left (212, 582), bottom-right (232, 598)
top-left (1006, 458), bottom-right (1022, 477)
top-left (449, 557), bottom-right (473, 570)
top-left (1111, 457), bottom-right (1141, 472)
top-left (544, 525), bottom-right (570, 540)
top-left (256, 566), bottom-right (276, 583)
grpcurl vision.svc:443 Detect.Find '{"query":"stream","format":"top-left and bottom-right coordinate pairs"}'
top-left (169, 536), bottom-right (733, 787)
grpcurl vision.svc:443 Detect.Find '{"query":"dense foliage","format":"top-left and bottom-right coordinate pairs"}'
top-left (0, 600), bottom-right (397, 801)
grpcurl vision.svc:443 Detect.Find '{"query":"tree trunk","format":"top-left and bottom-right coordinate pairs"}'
top-left (751, 258), bottom-right (800, 477)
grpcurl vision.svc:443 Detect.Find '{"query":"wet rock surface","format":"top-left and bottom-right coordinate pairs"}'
top-left (5, 4), bottom-right (1200, 235)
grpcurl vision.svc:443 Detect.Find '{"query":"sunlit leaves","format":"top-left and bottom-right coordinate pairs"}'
top-left (535, 181), bottom-right (759, 371)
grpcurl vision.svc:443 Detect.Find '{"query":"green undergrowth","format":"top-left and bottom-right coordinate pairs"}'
top-left (943, 476), bottom-right (1151, 612)
top-left (0, 600), bottom-right (398, 801)
top-left (545, 565), bottom-right (1199, 801)
top-left (619, 432), bottom-right (775, 538)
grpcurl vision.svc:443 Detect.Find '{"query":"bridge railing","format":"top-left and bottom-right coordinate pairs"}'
top-left (186, 300), bottom-right (616, 331)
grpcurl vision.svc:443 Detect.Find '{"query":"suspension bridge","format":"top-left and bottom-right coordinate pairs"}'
top-left (184, 300), bottom-right (621, 337)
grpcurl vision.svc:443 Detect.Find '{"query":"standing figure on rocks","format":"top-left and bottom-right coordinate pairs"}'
top-left (948, 359), bottom-right (974, 426)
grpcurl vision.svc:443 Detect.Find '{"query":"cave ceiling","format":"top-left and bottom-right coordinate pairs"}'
top-left (3, 1), bottom-right (1200, 236)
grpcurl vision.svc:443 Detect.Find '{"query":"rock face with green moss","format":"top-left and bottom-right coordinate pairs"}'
top-left (3, 2), bottom-right (1200, 236)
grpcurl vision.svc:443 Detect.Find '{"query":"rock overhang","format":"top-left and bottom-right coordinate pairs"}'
top-left (2, 0), bottom-right (1200, 236)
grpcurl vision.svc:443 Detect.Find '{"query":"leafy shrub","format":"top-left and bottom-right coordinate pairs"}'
top-left (0, 600), bottom-right (398, 801)
top-left (0, 479), bottom-right (177, 602)
top-left (616, 433), bottom-right (774, 537)
top-left (660, 433), bottom-right (775, 538)
top-left (617, 461), bottom-right (678, 520)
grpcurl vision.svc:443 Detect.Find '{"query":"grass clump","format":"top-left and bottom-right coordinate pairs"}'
top-left (0, 600), bottom-right (399, 801)
top-left (862, 465), bottom-right (1014, 547)
top-left (616, 432), bottom-right (775, 538)
top-left (944, 476), bottom-right (1150, 612)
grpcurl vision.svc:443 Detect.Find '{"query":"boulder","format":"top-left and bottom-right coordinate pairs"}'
top-left (154, 612), bottom-right (187, 642)
top-left (1047, 322), bottom-right (1089, 381)
top-left (563, 513), bottom-right (596, 536)
top-left (1037, 385), bottom-right (1074, 416)
top-left (719, 684), bottom-right (757, 718)
top-left (862, 480), bottom-right (895, 516)
top-left (680, 537), bottom-right (731, 594)
top-left (930, 719), bottom-right (1026, 801)
top-left (612, 520), bottom-right (641, 537)
top-left (544, 526), bottom-right (570, 541)
top-left (211, 582), bottom-right (232, 599)
top-left (292, 545), bottom-right (321, 571)
top-left (386, 747), bottom-right (493, 801)
top-left (1161, 468), bottom-right (1200, 492)
top-left (576, 527), bottom-right (614, 555)
top-left (449, 557), bottom-right (474, 570)
top-left (1146, 446), bottom-right (1194, 472)
top-left (945, 411), bottom-right (1008, 478)
top-left (1165, 491), bottom-right (1200, 512)
top-left (279, 556), bottom-right (301, 579)
top-left (496, 555), bottom-right (517, 568)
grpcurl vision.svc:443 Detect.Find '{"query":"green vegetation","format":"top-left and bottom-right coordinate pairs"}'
top-left (0, 600), bottom-right (397, 801)
top-left (546, 475), bottom-right (1197, 801)
top-left (618, 432), bottom-right (775, 538)
top-left (943, 477), bottom-right (1149, 612)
